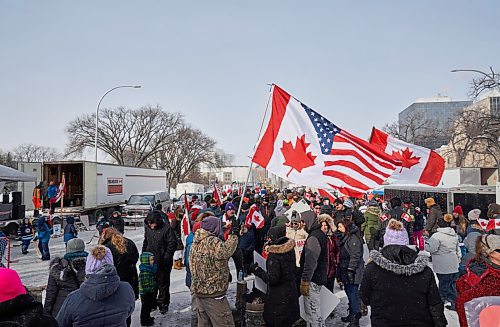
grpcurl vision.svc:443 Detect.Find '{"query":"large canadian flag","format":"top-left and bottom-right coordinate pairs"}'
top-left (370, 128), bottom-right (445, 187)
top-left (252, 85), bottom-right (399, 198)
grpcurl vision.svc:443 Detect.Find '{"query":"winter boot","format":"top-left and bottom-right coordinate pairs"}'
top-left (174, 259), bottom-right (182, 270)
top-left (159, 304), bottom-right (169, 314)
top-left (347, 314), bottom-right (360, 327)
top-left (341, 312), bottom-right (352, 323)
top-left (141, 317), bottom-right (155, 326)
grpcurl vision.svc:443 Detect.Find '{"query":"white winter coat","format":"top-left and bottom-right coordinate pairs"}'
top-left (425, 227), bottom-right (461, 274)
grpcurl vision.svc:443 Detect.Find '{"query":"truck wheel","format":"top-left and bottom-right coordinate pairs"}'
top-left (5, 223), bottom-right (19, 237)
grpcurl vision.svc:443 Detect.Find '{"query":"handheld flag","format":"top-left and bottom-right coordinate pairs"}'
top-left (245, 204), bottom-right (265, 229)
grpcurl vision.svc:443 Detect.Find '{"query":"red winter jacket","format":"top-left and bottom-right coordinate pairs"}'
top-left (326, 233), bottom-right (340, 279)
top-left (456, 259), bottom-right (500, 327)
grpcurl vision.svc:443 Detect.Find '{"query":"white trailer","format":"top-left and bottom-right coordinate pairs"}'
top-left (383, 184), bottom-right (496, 218)
top-left (12, 161), bottom-right (166, 226)
top-left (175, 182), bottom-right (205, 197)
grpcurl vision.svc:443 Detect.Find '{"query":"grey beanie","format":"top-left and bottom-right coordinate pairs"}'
top-left (66, 238), bottom-right (85, 254)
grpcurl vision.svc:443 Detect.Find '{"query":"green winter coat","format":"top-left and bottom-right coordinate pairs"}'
top-left (362, 207), bottom-right (381, 237)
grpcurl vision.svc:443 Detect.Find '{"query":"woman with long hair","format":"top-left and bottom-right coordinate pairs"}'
top-left (337, 218), bottom-right (364, 327)
top-left (456, 234), bottom-right (500, 327)
top-left (99, 227), bottom-right (139, 327)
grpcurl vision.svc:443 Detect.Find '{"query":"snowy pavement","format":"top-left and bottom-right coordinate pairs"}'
top-left (8, 227), bottom-right (459, 326)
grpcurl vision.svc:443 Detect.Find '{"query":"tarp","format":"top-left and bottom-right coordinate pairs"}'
top-left (0, 164), bottom-right (36, 182)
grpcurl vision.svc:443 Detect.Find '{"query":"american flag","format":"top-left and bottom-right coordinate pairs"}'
top-left (49, 174), bottom-right (66, 204)
top-left (302, 103), bottom-right (396, 197)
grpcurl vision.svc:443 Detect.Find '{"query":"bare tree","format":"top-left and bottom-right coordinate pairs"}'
top-left (12, 143), bottom-right (62, 162)
top-left (466, 67), bottom-right (500, 99)
top-left (0, 149), bottom-right (16, 168)
top-left (150, 125), bottom-right (216, 188)
top-left (446, 106), bottom-right (500, 167)
top-left (382, 109), bottom-right (447, 145)
top-left (65, 105), bottom-right (183, 167)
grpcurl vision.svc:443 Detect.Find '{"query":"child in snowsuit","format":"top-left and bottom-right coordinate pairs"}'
top-left (36, 216), bottom-right (53, 260)
top-left (18, 218), bottom-right (34, 254)
top-left (63, 216), bottom-right (78, 246)
top-left (139, 252), bottom-right (157, 326)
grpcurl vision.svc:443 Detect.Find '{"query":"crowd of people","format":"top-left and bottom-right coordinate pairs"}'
top-left (0, 187), bottom-right (499, 327)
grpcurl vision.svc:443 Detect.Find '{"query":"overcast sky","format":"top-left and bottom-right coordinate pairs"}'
top-left (1, 1), bottom-right (499, 165)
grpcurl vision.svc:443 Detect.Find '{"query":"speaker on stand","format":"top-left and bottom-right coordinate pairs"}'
top-left (12, 191), bottom-right (22, 205)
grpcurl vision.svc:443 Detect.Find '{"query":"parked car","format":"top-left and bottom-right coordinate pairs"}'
top-left (173, 193), bottom-right (204, 210)
top-left (122, 191), bottom-right (171, 225)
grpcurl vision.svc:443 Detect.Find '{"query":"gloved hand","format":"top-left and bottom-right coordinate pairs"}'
top-left (300, 280), bottom-right (310, 297)
top-left (347, 269), bottom-right (356, 284)
top-left (230, 218), bottom-right (241, 235)
top-left (248, 262), bottom-right (259, 274)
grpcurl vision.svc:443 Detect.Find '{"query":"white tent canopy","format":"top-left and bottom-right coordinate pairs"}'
top-left (0, 164), bottom-right (37, 182)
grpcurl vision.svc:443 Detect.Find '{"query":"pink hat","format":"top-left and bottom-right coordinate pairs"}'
top-left (0, 268), bottom-right (27, 303)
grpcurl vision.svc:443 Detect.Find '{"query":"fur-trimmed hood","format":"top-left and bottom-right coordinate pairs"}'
top-left (49, 255), bottom-right (87, 282)
top-left (266, 239), bottom-right (295, 254)
top-left (317, 214), bottom-right (336, 231)
top-left (370, 246), bottom-right (429, 276)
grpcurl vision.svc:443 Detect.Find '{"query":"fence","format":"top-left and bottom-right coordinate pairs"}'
top-left (0, 237), bottom-right (12, 268)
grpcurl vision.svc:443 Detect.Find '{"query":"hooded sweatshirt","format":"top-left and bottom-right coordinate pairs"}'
top-left (425, 227), bottom-right (461, 274)
top-left (56, 264), bottom-right (135, 327)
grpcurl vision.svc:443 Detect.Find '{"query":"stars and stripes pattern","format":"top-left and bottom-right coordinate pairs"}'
top-left (303, 104), bottom-right (397, 198)
top-left (49, 174), bottom-right (66, 204)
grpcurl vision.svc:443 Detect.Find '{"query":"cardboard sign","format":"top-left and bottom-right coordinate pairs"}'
top-left (284, 199), bottom-right (312, 221)
top-left (253, 251), bottom-right (267, 293)
top-left (52, 223), bottom-right (61, 236)
top-left (299, 286), bottom-right (340, 322)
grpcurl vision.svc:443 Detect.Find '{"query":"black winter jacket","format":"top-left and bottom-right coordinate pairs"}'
top-left (0, 294), bottom-right (58, 327)
top-left (142, 220), bottom-right (177, 265)
top-left (333, 208), bottom-right (353, 224)
top-left (255, 239), bottom-right (300, 327)
top-left (338, 226), bottom-right (364, 285)
top-left (44, 252), bottom-right (87, 317)
top-left (109, 217), bottom-right (125, 234)
top-left (103, 237), bottom-right (139, 299)
top-left (360, 245), bottom-right (447, 327)
top-left (300, 220), bottom-right (328, 286)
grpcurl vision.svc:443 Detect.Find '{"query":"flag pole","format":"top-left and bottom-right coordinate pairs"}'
top-left (235, 84), bottom-right (274, 219)
top-left (60, 173), bottom-right (65, 215)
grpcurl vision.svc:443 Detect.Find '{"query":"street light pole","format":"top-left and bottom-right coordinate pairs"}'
top-left (95, 85), bottom-right (141, 162)
top-left (450, 68), bottom-right (500, 93)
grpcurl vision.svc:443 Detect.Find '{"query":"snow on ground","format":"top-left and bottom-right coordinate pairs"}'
top-left (9, 227), bottom-right (459, 326)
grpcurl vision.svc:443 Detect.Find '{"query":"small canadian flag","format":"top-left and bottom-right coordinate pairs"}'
top-left (245, 204), bottom-right (265, 229)
top-left (379, 213), bottom-right (390, 222)
top-left (478, 218), bottom-right (500, 231)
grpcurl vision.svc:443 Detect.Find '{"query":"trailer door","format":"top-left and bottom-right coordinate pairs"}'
top-left (17, 162), bottom-right (42, 210)
top-left (83, 162), bottom-right (97, 209)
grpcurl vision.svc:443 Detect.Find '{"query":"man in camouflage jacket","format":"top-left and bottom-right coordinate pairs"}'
top-left (189, 216), bottom-right (238, 327)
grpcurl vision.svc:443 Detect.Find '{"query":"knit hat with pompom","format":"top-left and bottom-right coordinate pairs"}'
top-left (383, 219), bottom-right (409, 246)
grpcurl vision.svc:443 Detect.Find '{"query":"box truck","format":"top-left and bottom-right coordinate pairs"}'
top-left (0, 161), bottom-right (166, 235)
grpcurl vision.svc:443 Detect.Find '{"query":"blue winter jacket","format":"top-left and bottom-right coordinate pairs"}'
top-left (184, 232), bottom-right (194, 288)
top-left (37, 217), bottom-right (52, 243)
top-left (56, 264), bottom-right (135, 327)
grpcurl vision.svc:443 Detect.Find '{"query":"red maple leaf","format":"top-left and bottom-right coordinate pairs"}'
top-left (281, 135), bottom-right (317, 177)
top-left (392, 147), bottom-right (421, 172)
